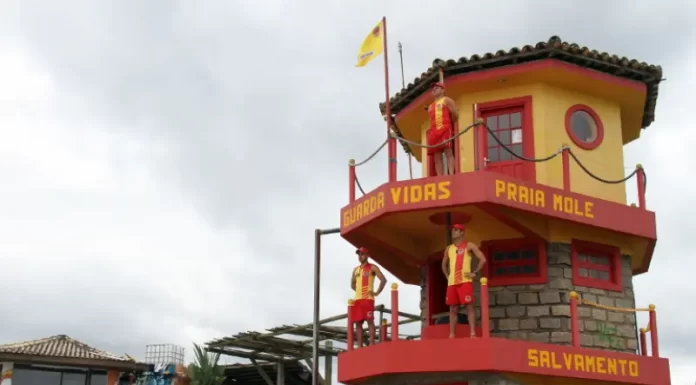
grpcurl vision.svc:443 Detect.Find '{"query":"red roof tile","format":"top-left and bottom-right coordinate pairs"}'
top-left (380, 35), bottom-right (663, 129)
top-left (0, 334), bottom-right (130, 362)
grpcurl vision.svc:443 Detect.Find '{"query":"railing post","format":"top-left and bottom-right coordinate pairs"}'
top-left (349, 159), bottom-right (356, 203)
top-left (480, 278), bottom-right (490, 338)
top-left (562, 146), bottom-right (570, 191)
top-left (639, 328), bottom-right (648, 356)
top-left (636, 164), bottom-right (646, 209)
top-left (347, 300), bottom-right (354, 351)
top-left (380, 319), bottom-right (388, 343)
top-left (391, 283), bottom-right (399, 341)
top-left (649, 304), bottom-right (659, 357)
top-left (569, 292), bottom-right (580, 348)
top-left (388, 132), bottom-right (397, 182)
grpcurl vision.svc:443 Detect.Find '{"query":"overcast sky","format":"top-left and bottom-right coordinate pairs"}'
top-left (1, 0), bottom-right (694, 383)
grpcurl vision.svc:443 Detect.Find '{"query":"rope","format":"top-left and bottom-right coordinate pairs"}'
top-left (567, 151), bottom-right (638, 184)
top-left (579, 298), bottom-right (650, 313)
top-left (391, 121), bottom-right (646, 191)
top-left (354, 175), bottom-right (367, 195)
top-left (354, 139), bottom-right (388, 167)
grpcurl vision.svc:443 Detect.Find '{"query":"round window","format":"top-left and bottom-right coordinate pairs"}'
top-left (565, 105), bottom-right (603, 150)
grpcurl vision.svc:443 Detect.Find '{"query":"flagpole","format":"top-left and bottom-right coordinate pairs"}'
top-left (382, 16), bottom-right (397, 182)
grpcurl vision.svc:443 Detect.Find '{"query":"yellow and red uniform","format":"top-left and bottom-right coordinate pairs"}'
top-left (427, 97), bottom-right (454, 155)
top-left (445, 241), bottom-right (475, 306)
top-left (352, 263), bottom-right (375, 322)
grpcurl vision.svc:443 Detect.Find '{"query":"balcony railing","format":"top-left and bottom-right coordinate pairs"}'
top-left (345, 281), bottom-right (660, 359)
top-left (347, 121), bottom-right (648, 210)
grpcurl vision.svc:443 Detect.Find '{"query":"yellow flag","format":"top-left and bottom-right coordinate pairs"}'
top-left (355, 19), bottom-right (384, 67)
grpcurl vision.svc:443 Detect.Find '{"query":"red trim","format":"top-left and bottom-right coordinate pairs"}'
top-left (395, 59), bottom-right (647, 120)
top-left (477, 96), bottom-right (536, 183)
top-left (564, 104), bottom-right (605, 150)
top-left (571, 239), bottom-right (622, 292)
top-left (473, 104), bottom-right (481, 171)
top-left (337, 337), bottom-right (671, 385)
top-left (481, 238), bottom-right (547, 286)
top-left (562, 147), bottom-right (570, 191)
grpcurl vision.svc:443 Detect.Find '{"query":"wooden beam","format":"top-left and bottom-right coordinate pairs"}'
top-left (207, 348), bottom-right (291, 363)
top-left (250, 358), bottom-right (276, 385)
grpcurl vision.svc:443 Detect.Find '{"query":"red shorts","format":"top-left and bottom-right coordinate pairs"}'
top-left (351, 299), bottom-right (375, 322)
top-left (446, 282), bottom-right (474, 306)
top-left (427, 127), bottom-right (452, 155)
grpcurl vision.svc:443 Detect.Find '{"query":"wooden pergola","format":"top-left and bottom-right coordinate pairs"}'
top-left (206, 305), bottom-right (421, 385)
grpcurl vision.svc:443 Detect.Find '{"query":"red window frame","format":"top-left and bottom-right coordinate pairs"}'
top-left (474, 96), bottom-right (536, 183)
top-left (482, 238), bottom-right (547, 286)
top-left (571, 239), bottom-right (622, 292)
top-left (564, 104), bottom-right (604, 151)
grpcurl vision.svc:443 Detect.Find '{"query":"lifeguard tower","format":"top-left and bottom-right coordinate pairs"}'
top-left (338, 36), bottom-right (670, 385)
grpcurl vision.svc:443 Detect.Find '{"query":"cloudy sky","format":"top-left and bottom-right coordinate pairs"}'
top-left (1, 0), bottom-right (695, 383)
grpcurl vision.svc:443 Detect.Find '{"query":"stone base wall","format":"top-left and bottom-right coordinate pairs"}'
top-left (418, 242), bottom-right (639, 353)
top-left (473, 242), bottom-right (638, 353)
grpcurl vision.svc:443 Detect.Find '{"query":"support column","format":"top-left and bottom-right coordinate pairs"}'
top-left (323, 341), bottom-right (333, 385)
top-left (276, 363), bottom-right (285, 385)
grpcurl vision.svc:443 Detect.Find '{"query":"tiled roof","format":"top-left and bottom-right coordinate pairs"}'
top-left (0, 334), bottom-right (130, 362)
top-left (380, 35), bottom-right (663, 128)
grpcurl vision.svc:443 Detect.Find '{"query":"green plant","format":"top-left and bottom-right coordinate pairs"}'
top-left (188, 343), bottom-right (224, 385)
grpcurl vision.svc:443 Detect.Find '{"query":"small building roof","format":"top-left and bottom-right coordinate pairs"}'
top-left (380, 35), bottom-right (663, 129)
top-left (0, 334), bottom-right (149, 371)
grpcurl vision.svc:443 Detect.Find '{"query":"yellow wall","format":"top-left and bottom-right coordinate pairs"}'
top-left (418, 84), bottom-right (627, 204)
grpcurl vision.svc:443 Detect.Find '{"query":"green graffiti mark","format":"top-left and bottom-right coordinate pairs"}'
top-left (597, 322), bottom-right (623, 349)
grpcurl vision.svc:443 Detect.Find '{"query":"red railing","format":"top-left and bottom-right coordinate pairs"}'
top-left (569, 292), bottom-right (659, 357)
top-left (348, 145), bottom-right (647, 210)
top-left (346, 279), bottom-right (490, 350)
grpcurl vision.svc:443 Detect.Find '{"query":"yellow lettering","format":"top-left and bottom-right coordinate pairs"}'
top-left (585, 201), bottom-right (594, 218)
top-left (550, 352), bottom-right (562, 369)
top-left (552, 194), bottom-right (562, 212)
top-left (607, 358), bottom-right (617, 375)
top-left (629, 361), bottom-right (639, 377)
top-left (539, 350), bottom-right (551, 368)
top-left (389, 181), bottom-right (450, 206)
top-left (507, 183), bottom-right (518, 201)
top-left (424, 183), bottom-right (436, 201)
top-left (341, 192), bottom-right (386, 228)
top-left (410, 185), bottom-right (423, 203)
top-left (519, 185), bottom-right (529, 204)
top-left (563, 353), bottom-right (572, 369)
top-left (596, 357), bottom-right (606, 374)
top-left (342, 210), bottom-right (350, 227)
top-left (584, 355), bottom-right (596, 373)
top-left (390, 187), bottom-right (402, 204)
top-left (437, 181), bottom-right (451, 199)
top-left (495, 180), bottom-right (505, 197)
top-left (527, 349), bottom-right (538, 367)
top-left (564, 197), bottom-right (573, 214)
top-left (573, 354), bottom-right (585, 372)
top-left (535, 190), bottom-right (545, 207)
top-left (528, 350), bottom-right (638, 378)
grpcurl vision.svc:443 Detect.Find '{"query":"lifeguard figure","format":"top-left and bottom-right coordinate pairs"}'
top-left (351, 247), bottom-right (387, 346)
top-left (427, 82), bottom-right (459, 176)
top-left (441, 224), bottom-right (487, 338)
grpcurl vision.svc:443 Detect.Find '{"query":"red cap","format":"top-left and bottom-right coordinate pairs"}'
top-left (451, 224), bottom-right (466, 231)
top-left (356, 247), bottom-right (369, 255)
top-left (431, 82), bottom-right (445, 89)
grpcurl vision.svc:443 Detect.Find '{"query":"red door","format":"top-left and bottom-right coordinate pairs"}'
top-left (479, 106), bottom-right (534, 182)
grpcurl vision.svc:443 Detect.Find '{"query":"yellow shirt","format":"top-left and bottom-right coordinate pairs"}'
top-left (447, 242), bottom-right (472, 286)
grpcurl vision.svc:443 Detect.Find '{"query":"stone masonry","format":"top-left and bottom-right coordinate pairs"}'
top-left (421, 242), bottom-right (639, 354)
